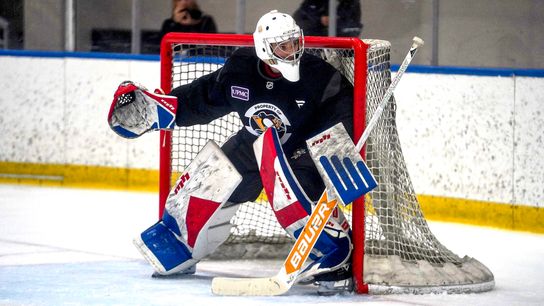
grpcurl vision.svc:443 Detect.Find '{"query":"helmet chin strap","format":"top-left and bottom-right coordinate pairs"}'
top-left (269, 66), bottom-right (281, 74)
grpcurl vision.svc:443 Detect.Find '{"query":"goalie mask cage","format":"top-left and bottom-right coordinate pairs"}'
top-left (159, 33), bottom-right (494, 294)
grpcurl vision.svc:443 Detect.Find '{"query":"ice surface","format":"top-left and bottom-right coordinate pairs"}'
top-left (0, 184), bottom-right (543, 305)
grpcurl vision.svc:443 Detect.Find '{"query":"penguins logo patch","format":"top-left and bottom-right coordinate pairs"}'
top-left (244, 103), bottom-right (292, 143)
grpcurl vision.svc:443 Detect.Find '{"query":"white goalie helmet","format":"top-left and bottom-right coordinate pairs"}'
top-left (253, 10), bottom-right (305, 82)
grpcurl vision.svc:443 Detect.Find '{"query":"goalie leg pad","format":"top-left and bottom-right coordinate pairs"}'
top-left (108, 81), bottom-right (178, 138)
top-left (253, 127), bottom-right (313, 237)
top-left (134, 141), bottom-right (242, 275)
top-left (134, 203), bottom-right (240, 275)
top-left (190, 201), bottom-right (241, 259)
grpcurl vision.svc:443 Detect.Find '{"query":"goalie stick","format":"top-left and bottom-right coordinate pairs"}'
top-left (310, 37), bottom-right (424, 205)
top-left (211, 37), bottom-right (424, 296)
top-left (211, 193), bottom-right (339, 296)
top-left (211, 128), bottom-right (355, 296)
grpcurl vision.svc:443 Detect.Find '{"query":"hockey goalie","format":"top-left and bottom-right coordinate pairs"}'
top-left (108, 10), bottom-right (355, 295)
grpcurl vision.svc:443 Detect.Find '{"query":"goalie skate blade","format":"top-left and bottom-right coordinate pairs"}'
top-left (211, 276), bottom-right (290, 296)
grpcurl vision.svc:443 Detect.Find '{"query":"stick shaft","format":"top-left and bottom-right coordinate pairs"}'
top-left (355, 37), bottom-right (424, 152)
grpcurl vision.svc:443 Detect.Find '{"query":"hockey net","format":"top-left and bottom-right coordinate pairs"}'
top-left (159, 33), bottom-right (494, 294)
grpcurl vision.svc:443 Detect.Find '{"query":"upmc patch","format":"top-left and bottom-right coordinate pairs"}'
top-left (231, 86), bottom-right (250, 101)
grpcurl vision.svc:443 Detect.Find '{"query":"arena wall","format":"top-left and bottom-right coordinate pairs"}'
top-left (0, 51), bottom-right (542, 232)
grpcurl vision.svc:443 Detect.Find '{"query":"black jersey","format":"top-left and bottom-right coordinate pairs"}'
top-left (171, 47), bottom-right (354, 155)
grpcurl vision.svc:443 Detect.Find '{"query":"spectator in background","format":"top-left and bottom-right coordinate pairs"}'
top-left (293, 0), bottom-right (363, 37)
top-left (160, 0), bottom-right (217, 40)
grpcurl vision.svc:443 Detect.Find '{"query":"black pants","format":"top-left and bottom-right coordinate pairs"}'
top-left (221, 134), bottom-right (324, 206)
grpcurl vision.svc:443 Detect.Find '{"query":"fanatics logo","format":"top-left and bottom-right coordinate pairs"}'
top-left (231, 86), bottom-right (250, 101)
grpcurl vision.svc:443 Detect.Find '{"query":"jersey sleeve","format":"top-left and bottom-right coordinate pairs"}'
top-left (170, 67), bottom-right (232, 127)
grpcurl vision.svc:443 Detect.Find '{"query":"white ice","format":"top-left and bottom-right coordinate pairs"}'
top-left (1, 184), bottom-right (543, 305)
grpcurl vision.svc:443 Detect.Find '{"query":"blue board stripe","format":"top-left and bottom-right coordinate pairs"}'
top-left (1, 49), bottom-right (542, 77)
top-left (393, 64), bottom-right (544, 77)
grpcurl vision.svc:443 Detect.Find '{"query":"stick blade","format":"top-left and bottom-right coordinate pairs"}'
top-left (211, 275), bottom-right (289, 296)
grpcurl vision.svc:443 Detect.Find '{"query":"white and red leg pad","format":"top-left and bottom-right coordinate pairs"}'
top-left (253, 127), bottom-right (314, 236)
top-left (108, 81), bottom-right (178, 139)
top-left (253, 128), bottom-right (352, 278)
top-left (133, 141), bottom-right (242, 275)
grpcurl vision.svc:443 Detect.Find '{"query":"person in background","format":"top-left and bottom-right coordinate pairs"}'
top-left (293, 0), bottom-right (362, 37)
top-left (160, 0), bottom-right (217, 40)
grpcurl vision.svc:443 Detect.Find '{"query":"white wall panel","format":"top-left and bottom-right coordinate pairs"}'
top-left (513, 77), bottom-right (544, 207)
top-left (64, 58), bottom-right (132, 167)
top-left (0, 57), bottom-right (65, 164)
top-left (397, 73), bottom-right (515, 204)
top-left (0, 55), bottom-right (542, 207)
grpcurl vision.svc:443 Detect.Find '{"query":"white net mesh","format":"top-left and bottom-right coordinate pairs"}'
top-left (162, 38), bottom-right (494, 293)
top-left (361, 41), bottom-right (494, 293)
